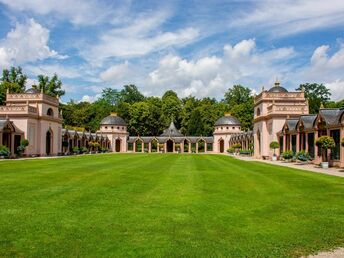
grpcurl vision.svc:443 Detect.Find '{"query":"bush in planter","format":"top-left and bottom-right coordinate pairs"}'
top-left (281, 150), bottom-right (294, 160)
top-left (269, 141), bottom-right (279, 157)
top-left (295, 150), bottom-right (311, 162)
top-left (239, 150), bottom-right (252, 155)
top-left (80, 147), bottom-right (88, 154)
top-left (0, 145), bottom-right (10, 157)
top-left (72, 146), bottom-right (80, 154)
top-left (17, 139), bottom-right (29, 157)
top-left (227, 147), bottom-right (235, 154)
top-left (316, 136), bottom-right (335, 163)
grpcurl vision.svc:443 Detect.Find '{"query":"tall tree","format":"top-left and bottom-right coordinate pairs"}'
top-left (0, 67), bottom-right (27, 104)
top-left (224, 85), bottom-right (252, 106)
top-left (100, 88), bottom-right (121, 106)
top-left (32, 74), bottom-right (65, 97)
top-left (296, 83), bottom-right (331, 114)
top-left (120, 84), bottom-right (145, 104)
top-left (224, 85), bottom-right (254, 130)
top-left (161, 90), bottom-right (182, 127)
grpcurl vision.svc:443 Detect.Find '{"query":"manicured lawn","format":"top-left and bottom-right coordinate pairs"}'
top-left (0, 154), bottom-right (343, 257)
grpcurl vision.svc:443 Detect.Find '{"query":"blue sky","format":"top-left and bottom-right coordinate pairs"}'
top-left (0, 0), bottom-right (343, 102)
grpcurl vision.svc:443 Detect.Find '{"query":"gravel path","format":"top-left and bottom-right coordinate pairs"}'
top-left (306, 248), bottom-right (344, 258)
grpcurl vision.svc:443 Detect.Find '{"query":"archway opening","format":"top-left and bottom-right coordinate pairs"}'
top-left (198, 139), bottom-right (205, 153)
top-left (115, 139), bottom-right (121, 152)
top-left (183, 139), bottom-right (189, 153)
top-left (134, 139), bottom-right (143, 152)
top-left (151, 139), bottom-right (158, 152)
top-left (219, 139), bottom-right (224, 153)
top-left (46, 130), bottom-right (52, 155)
top-left (166, 139), bottom-right (174, 152)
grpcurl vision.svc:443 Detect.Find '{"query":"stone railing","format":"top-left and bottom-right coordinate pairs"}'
top-left (0, 105), bottom-right (38, 115)
top-left (267, 104), bottom-right (307, 114)
top-left (254, 92), bottom-right (304, 103)
top-left (6, 93), bottom-right (59, 105)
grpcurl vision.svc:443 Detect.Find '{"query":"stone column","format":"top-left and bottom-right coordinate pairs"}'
top-left (148, 142), bottom-right (151, 153)
top-left (164, 143), bottom-right (167, 153)
top-left (173, 141), bottom-right (175, 153)
top-left (133, 141), bottom-right (136, 152)
top-left (142, 142), bottom-right (144, 153)
top-left (189, 143), bottom-right (191, 153)
top-left (340, 128), bottom-right (344, 168)
top-left (305, 133), bottom-right (308, 152)
top-left (181, 142), bottom-right (184, 153)
top-left (196, 142), bottom-right (198, 153)
top-left (205, 142), bottom-right (207, 153)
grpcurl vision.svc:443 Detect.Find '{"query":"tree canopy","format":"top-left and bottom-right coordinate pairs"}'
top-left (296, 83), bottom-right (331, 114)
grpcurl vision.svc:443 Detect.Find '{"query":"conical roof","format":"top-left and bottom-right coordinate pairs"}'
top-left (160, 121), bottom-right (183, 137)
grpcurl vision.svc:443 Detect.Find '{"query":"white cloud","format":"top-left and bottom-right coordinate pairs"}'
top-left (100, 61), bottom-right (131, 82)
top-left (231, 0), bottom-right (344, 37)
top-left (80, 94), bottom-right (100, 103)
top-left (0, 0), bottom-right (114, 25)
top-left (300, 44), bottom-right (344, 101)
top-left (25, 64), bottom-right (80, 79)
top-left (146, 39), bottom-right (296, 98)
top-left (80, 11), bottom-right (199, 65)
top-left (0, 19), bottom-right (64, 68)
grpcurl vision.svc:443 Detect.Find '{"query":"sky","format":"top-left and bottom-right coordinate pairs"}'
top-left (0, 0), bottom-right (344, 103)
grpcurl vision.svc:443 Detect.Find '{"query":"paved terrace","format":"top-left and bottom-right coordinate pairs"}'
top-left (234, 155), bottom-right (344, 178)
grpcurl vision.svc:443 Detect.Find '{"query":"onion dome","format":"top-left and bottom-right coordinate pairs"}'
top-left (25, 88), bottom-right (40, 94)
top-left (100, 113), bottom-right (126, 126)
top-left (215, 113), bottom-right (241, 126)
top-left (268, 80), bottom-right (288, 93)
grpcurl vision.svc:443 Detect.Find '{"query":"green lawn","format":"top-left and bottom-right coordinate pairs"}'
top-left (0, 154), bottom-right (343, 257)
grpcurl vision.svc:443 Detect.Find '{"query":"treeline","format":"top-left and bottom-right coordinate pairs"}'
top-left (1, 66), bottom-right (343, 136)
top-left (61, 85), bottom-right (254, 135)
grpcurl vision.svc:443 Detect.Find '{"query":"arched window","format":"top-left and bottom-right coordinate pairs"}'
top-left (256, 107), bottom-right (261, 116)
top-left (47, 108), bottom-right (54, 116)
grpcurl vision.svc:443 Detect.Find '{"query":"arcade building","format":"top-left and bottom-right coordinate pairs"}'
top-left (0, 82), bottom-right (343, 167)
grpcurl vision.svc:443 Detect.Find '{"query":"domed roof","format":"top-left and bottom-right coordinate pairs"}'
top-left (25, 88), bottom-right (40, 94)
top-left (215, 114), bottom-right (241, 126)
top-left (268, 80), bottom-right (288, 93)
top-left (100, 113), bottom-right (126, 126)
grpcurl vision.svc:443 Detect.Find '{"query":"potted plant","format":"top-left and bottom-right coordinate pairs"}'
top-left (16, 139), bottom-right (29, 157)
top-left (80, 147), bottom-right (88, 154)
top-left (269, 141), bottom-right (279, 161)
top-left (281, 150), bottom-right (294, 161)
top-left (0, 145), bottom-right (10, 159)
top-left (295, 150), bottom-right (311, 163)
top-left (72, 146), bottom-right (80, 155)
top-left (226, 147), bottom-right (235, 155)
top-left (316, 136), bottom-right (336, 168)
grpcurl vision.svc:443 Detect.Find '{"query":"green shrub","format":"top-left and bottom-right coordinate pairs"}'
top-left (341, 137), bottom-right (344, 147)
top-left (100, 147), bottom-right (108, 153)
top-left (240, 149), bottom-right (252, 155)
top-left (20, 139), bottom-right (29, 147)
top-left (227, 147), bottom-right (235, 154)
top-left (0, 145), bottom-right (10, 157)
top-left (316, 136), bottom-right (335, 162)
top-left (232, 143), bottom-right (241, 149)
top-left (269, 141), bottom-right (279, 156)
top-left (17, 139), bottom-right (29, 156)
top-left (80, 147), bottom-right (88, 154)
top-left (282, 150), bottom-right (294, 160)
top-left (296, 150), bottom-right (311, 162)
top-left (72, 146), bottom-right (80, 154)
top-left (62, 141), bottom-right (69, 148)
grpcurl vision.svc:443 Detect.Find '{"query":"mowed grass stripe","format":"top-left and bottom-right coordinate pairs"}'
top-left (0, 154), bottom-right (343, 257)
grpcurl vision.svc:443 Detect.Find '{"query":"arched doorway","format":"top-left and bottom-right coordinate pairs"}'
top-left (183, 139), bottom-right (190, 153)
top-left (151, 139), bottom-right (158, 152)
top-left (198, 139), bottom-right (205, 153)
top-left (166, 139), bottom-right (174, 152)
top-left (115, 139), bottom-right (121, 152)
top-left (134, 139), bottom-right (143, 152)
top-left (46, 130), bottom-right (52, 155)
top-left (219, 139), bottom-right (224, 153)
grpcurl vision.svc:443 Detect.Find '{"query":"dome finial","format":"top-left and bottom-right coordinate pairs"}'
top-left (275, 77), bottom-right (280, 87)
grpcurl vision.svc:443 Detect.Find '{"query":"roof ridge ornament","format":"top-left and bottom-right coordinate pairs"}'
top-left (275, 77), bottom-right (280, 87)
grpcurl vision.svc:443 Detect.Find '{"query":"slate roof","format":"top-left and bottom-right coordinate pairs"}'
top-left (160, 122), bottom-right (183, 137)
top-left (215, 115), bottom-right (241, 126)
top-left (100, 114), bottom-right (126, 126)
top-left (299, 115), bottom-right (317, 129)
top-left (285, 119), bottom-right (299, 132)
top-left (268, 86), bottom-right (288, 93)
top-left (319, 108), bottom-right (344, 126)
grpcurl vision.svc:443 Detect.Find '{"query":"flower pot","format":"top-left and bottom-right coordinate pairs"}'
top-left (272, 156), bottom-right (277, 161)
top-left (320, 162), bottom-right (329, 169)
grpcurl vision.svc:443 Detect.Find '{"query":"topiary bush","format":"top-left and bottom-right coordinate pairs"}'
top-left (296, 150), bottom-right (311, 162)
top-left (227, 147), bottom-right (235, 154)
top-left (269, 141), bottom-right (280, 156)
top-left (80, 147), bottom-right (88, 154)
top-left (0, 145), bottom-right (10, 157)
top-left (281, 150), bottom-right (294, 160)
top-left (316, 136), bottom-right (335, 162)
